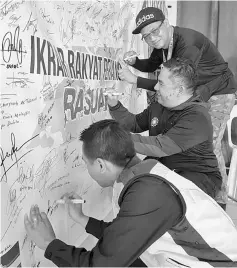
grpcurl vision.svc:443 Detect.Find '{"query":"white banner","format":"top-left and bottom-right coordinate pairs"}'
top-left (0, 0), bottom-right (147, 267)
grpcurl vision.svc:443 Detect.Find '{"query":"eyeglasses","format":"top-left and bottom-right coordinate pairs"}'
top-left (141, 21), bottom-right (164, 41)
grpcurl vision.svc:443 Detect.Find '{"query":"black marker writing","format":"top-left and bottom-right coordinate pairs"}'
top-left (0, 133), bottom-right (39, 182)
top-left (0, 0), bottom-right (24, 19)
top-left (1, 26), bottom-right (26, 65)
top-left (23, 12), bottom-right (37, 35)
top-left (8, 14), bottom-right (21, 27)
top-left (40, 8), bottom-right (54, 24)
top-left (34, 149), bottom-right (58, 196)
top-left (6, 73), bottom-right (34, 88)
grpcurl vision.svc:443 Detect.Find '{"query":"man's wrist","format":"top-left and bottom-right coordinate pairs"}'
top-left (43, 238), bottom-right (56, 251)
top-left (109, 101), bottom-right (121, 111)
top-left (108, 101), bottom-right (119, 107)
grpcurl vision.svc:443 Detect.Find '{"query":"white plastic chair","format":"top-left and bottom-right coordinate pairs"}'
top-left (227, 104), bottom-right (237, 200)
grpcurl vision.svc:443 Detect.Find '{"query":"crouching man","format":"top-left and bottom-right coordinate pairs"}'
top-left (25, 120), bottom-right (237, 267)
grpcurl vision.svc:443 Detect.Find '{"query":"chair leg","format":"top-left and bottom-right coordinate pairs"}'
top-left (227, 149), bottom-right (237, 199)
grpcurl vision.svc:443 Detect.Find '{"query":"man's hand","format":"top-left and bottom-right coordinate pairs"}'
top-left (24, 205), bottom-right (56, 251)
top-left (118, 67), bottom-right (137, 85)
top-left (103, 90), bottom-right (120, 107)
top-left (62, 192), bottom-right (89, 228)
top-left (123, 51), bottom-right (137, 65)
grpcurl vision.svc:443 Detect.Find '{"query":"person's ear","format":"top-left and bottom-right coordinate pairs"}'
top-left (96, 158), bottom-right (107, 173)
top-left (177, 85), bottom-right (185, 96)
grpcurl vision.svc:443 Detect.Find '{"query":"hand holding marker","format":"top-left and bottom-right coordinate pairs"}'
top-left (103, 84), bottom-right (124, 97)
top-left (124, 54), bottom-right (138, 61)
top-left (123, 52), bottom-right (139, 65)
top-left (103, 85), bottom-right (123, 107)
top-left (57, 193), bottom-right (86, 236)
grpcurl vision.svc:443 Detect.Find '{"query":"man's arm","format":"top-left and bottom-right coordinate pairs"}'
top-left (44, 176), bottom-right (183, 267)
top-left (132, 49), bottom-right (163, 73)
top-left (109, 101), bottom-right (150, 133)
top-left (132, 111), bottom-right (209, 157)
top-left (137, 77), bottom-right (158, 92)
top-left (85, 218), bottom-right (112, 239)
top-left (132, 49), bottom-right (162, 92)
top-left (133, 46), bottom-right (203, 92)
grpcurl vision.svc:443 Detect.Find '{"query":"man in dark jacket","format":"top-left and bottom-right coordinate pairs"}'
top-left (107, 58), bottom-right (223, 202)
top-left (24, 120), bottom-right (237, 267)
top-left (119, 7), bottom-right (236, 101)
top-left (118, 8), bottom-right (237, 205)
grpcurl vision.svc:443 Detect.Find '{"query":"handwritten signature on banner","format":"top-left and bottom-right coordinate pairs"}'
top-left (39, 7), bottom-right (55, 25)
top-left (8, 14), bottom-right (21, 27)
top-left (40, 80), bottom-right (59, 101)
top-left (0, 132), bottom-right (39, 182)
top-left (34, 148), bottom-right (59, 197)
top-left (1, 26), bottom-right (27, 67)
top-left (0, 0), bottom-right (25, 20)
top-left (6, 73), bottom-right (34, 88)
top-left (23, 12), bottom-right (38, 35)
top-left (5, 164), bottom-right (34, 227)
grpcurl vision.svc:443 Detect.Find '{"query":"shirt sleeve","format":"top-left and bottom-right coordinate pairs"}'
top-left (85, 218), bottom-right (112, 239)
top-left (132, 111), bottom-right (209, 157)
top-left (132, 134), bottom-right (182, 157)
top-left (132, 49), bottom-right (162, 92)
top-left (137, 77), bottom-right (158, 92)
top-left (109, 101), bottom-right (150, 133)
top-left (132, 49), bottom-right (163, 73)
top-left (44, 176), bottom-right (183, 267)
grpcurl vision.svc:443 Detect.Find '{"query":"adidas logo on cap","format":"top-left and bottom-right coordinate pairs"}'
top-left (137, 14), bottom-right (154, 27)
top-left (132, 7), bottom-right (165, 34)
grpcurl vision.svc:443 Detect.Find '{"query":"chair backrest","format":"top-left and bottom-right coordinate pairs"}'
top-left (227, 104), bottom-right (237, 149)
top-left (227, 104), bottom-right (237, 199)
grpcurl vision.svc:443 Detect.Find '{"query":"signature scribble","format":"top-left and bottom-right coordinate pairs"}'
top-left (1, 26), bottom-right (26, 65)
top-left (0, 0), bottom-right (24, 20)
top-left (40, 8), bottom-right (54, 24)
top-left (34, 149), bottom-right (59, 196)
top-left (23, 12), bottom-right (37, 35)
top-left (0, 132), bottom-right (39, 182)
top-left (8, 14), bottom-right (21, 27)
top-left (6, 73), bottom-right (34, 88)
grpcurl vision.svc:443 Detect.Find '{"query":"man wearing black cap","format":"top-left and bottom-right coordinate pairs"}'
top-left (119, 6), bottom-right (236, 101)
top-left (118, 6), bottom-right (237, 207)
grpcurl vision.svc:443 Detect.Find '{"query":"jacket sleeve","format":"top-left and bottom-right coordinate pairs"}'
top-left (137, 77), bottom-right (158, 92)
top-left (85, 218), bottom-right (112, 239)
top-left (44, 176), bottom-right (183, 267)
top-left (132, 111), bottom-right (209, 157)
top-left (132, 49), bottom-right (162, 92)
top-left (135, 46), bottom-right (202, 92)
top-left (132, 49), bottom-right (163, 73)
top-left (109, 101), bottom-right (150, 133)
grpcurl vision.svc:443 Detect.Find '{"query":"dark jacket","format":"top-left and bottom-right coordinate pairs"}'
top-left (109, 96), bottom-right (223, 197)
top-left (43, 158), bottom-right (237, 267)
top-left (44, 158), bottom-right (183, 267)
top-left (133, 26), bottom-right (236, 101)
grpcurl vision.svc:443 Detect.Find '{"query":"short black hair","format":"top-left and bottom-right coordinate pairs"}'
top-left (163, 58), bottom-right (197, 92)
top-left (79, 119), bottom-right (135, 167)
